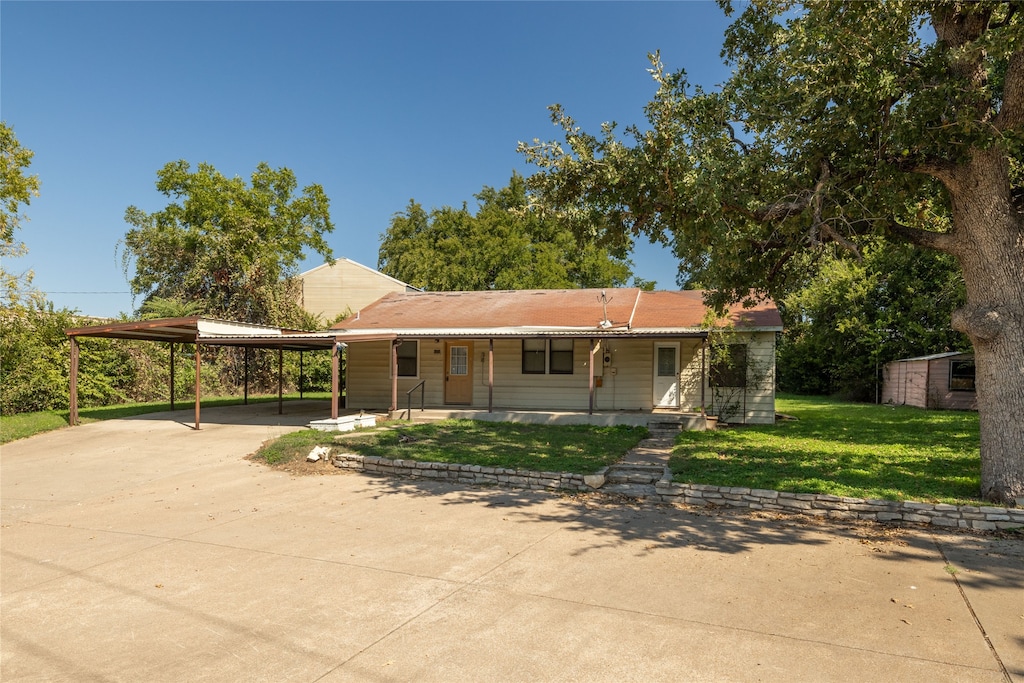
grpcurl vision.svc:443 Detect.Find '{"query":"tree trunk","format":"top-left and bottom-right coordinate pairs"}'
top-left (947, 147), bottom-right (1024, 506)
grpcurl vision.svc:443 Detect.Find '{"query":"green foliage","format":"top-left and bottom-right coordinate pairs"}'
top-left (671, 394), bottom-right (982, 505)
top-left (1, 122), bottom-right (44, 308)
top-left (778, 240), bottom-right (969, 400)
top-left (378, 173), bottom-right (634, 291)
top-left (121, 160), bottom-right (335, 326)
top-left (0, 306), bottom-right (169, 414)
top-left (520, 1), bottom-right (1022, 306)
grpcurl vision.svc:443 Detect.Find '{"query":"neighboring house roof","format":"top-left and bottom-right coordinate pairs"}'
top-left (330, 288), bottom-right (783, 339)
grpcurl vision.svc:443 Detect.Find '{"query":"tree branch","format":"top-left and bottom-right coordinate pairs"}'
top-left (885, 219), bottom-right (956, 253)
top-left (994, 47), bottom-right (1024, 131)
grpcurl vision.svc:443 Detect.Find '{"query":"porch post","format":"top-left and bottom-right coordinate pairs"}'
top-left (331, 342), bottom-right (340, 419)
top-left (390, 340), bottom-right (398, 413)
top-left (194, 342), bottom-right (201, 430)
top-left (588, 338), bottom-right (596, 415)
top-left (700, 337), bottom-right (707, 415)
top-left (170, 342), bottom-right (175, 411)
top-left (488, 338), bottom-right (494, 412)
top-left (278, 348), bottom-right (284, 415)
top-left (69, 336), bottom-right (79, 426)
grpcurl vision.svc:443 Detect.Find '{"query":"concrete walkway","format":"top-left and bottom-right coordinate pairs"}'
top-left (2, 403), bottom-right (1022, 682)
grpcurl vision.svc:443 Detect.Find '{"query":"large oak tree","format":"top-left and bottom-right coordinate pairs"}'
top-left (122, 160), bottom-right (334, 326)
top-left (521, 1), bottom-right (1024, 504)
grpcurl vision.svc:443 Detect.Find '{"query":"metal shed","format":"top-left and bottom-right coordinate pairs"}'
top-left (881, 351), bottom-right (977, 411)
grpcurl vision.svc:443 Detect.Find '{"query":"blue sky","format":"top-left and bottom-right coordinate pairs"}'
top-left (3, 1), bottom-right (734, 318)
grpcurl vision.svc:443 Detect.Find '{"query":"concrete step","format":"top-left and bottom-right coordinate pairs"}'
top-left (605, 464), bottom-right (668, 486)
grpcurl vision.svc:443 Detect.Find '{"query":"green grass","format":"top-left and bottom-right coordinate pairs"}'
top-left (0, 392), bottom-right (333, 444)
top-left (254, 419), bottom-right (649, 475)
top-left (670, 394), bottom-right (982, 505)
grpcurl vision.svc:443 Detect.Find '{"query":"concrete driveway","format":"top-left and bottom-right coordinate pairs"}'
top-left (2, 402), bottom-right (1021, 682)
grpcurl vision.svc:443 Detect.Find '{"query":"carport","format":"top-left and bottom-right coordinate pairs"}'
top-left (65, 317), bottom-right (342, 429)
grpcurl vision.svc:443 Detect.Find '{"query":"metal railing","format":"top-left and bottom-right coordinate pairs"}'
top-left (406, 380), bottom-right (426, 420)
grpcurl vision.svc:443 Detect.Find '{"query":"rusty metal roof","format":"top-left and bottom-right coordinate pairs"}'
top-left (332, 288), bottom-right (783, 336)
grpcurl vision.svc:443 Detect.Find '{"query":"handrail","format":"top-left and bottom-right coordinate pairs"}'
top-left (406, 380), bottom-right (426, 420)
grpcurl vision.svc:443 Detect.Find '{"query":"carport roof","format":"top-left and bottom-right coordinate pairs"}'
top-left (65, 317), bottom-right (339, 350)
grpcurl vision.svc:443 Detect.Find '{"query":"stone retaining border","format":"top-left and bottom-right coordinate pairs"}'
top-left (332, 453), bottom-right (1024, 531)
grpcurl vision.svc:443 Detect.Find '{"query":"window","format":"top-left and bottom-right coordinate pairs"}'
top-left (711, 344), bottom-right (747, 387)
top-left (949, 359), bottom-right (975, 392)
top-left (522, 339), bottom-right (546, 374)
top-left (521, 339), bottom-right (574, 375)
top-left (549, 339), bottom-right (574, 374)
top-left (396, 340), bottom-right (418, 377)
top-left (657, 346), bottom-right (677, 377)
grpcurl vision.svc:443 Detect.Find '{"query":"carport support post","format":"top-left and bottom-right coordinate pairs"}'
top-left (299, 351), bottom-right (304, 399)
top-left (69, 336), bottom-right (79, 426)
top-left (243, 347), bottom-right (249, 405)
top-left (278, 348), bottom-right (284, 415)
top-left (194, 342), bottom-right (201, 430)
top-left (170, 342), bottom-right (175, 411)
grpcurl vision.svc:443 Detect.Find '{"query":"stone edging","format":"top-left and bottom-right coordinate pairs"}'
top-left (332, 453), bottom-right (1024, 531)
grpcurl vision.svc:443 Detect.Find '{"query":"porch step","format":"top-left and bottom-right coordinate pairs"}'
top-left (604, 464), bottom-right (669, 486)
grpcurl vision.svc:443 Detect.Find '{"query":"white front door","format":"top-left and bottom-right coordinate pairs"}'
top-left (653, 342), bottom-right (680, 408)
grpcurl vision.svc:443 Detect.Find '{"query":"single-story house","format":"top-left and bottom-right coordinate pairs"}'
top-left (881, 351), bottom-right (977, 411)
top-left (331, 288), bottom-right (783, 424)
top-left (296, 257), bottom-right (417, 322)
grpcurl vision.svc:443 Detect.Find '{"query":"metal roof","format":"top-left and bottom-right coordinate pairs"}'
top-left (65, 317), bottom-right (337, 350)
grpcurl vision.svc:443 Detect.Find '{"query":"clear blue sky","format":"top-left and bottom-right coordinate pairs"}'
top-left (3, 1), bottom-right (734, 318)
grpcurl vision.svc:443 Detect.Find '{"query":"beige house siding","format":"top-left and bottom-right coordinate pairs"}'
top-left (297, 258), bottom-right (413, 323)
top-left (346, 332), bottom-right (776, 423)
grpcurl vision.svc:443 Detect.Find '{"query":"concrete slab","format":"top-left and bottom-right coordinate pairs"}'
top-left (2, 402), bottom-right (1020, 682)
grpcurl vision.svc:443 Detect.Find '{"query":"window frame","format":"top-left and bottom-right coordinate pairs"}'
top-left (395, 340), bottom-right (419, 378)
top-left (549, 338), bottom-right (575, 375)
top-left (948, 359), bottom-right (976, 392)
top-left (521, 338), bottom-right (547, 375)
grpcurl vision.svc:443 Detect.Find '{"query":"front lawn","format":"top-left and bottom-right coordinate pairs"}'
top-left (670, 394), bottom-right (982, 505)
top-left (253, 419), bottom-right (648, 475)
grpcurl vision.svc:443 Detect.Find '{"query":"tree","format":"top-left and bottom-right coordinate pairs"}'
top-left (520, 2), bottom-right (1023, 504)
top-left (378, 173), bottom-right (634, 291)
top-left (778, 240), bottom-right (969, 400)
top-left (1, 121), bottom-right (43, 307)
top-left (121, 160), bottom-right (335, 327)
